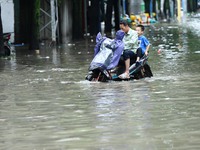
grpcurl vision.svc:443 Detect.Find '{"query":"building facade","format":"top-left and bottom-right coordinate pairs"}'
top-left (1, 0), bottom-right (14, 42)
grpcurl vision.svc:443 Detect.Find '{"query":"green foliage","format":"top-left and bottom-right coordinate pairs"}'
top-left (34, 0), bottom-right (40, 39)
top-left (29, 0), bottom-right (40, 50)
top-left (58, 0), bottom-right (63, 6)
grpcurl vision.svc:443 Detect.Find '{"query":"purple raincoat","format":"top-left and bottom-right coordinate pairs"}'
top-left (89, 30), bottom-right (124, 71)
top-left (107, 30), bottom-right (125, 69)
top-left (94, 32), bottom-right (107, 56)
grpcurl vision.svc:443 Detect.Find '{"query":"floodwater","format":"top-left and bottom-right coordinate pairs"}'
top-left (1, 18), bottom-right (200, 150)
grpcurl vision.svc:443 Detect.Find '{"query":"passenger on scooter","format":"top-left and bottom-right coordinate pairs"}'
top-left (118, 19), bottom-right (139, 79)
top-left (135, 24), bottom-right (150, 60)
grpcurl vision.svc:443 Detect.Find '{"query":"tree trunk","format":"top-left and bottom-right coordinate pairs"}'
top-left (105, 0), bottom-right (113, 34)
top-left (88, 0), bottom-right (100, 36)
top-left (0, 5), bottom-right (5, 56)
top-left (188, 0), bottom-right (198, 12)
top-left (29, 0), bottom-right (40, 50)
top-left (105, 0), bottom-right (120, 34)
top-left (72, 0), bottom-right (83, 39)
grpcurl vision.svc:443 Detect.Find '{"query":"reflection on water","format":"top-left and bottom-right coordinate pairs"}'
top-left (0, 20), bottom-right (200, 149)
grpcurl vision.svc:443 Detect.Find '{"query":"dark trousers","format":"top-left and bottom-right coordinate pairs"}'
top-left (123, 48), bottom-right (143, 61)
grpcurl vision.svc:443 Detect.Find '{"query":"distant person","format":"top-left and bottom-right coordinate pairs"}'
top-left (118, 19), bottom-right (138, 79)
top-left (135, 24), bottom-right (150, 61)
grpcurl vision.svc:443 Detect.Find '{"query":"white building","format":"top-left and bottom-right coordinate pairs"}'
top-left (1, 0), bottom-right (14, 42)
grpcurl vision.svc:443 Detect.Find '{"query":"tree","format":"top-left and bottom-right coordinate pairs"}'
top-left (88, 0), bottom-right (101, 36)
top-left (105, 0), bottom-right (120, 34)
top-left (72, 0), bottom-right (83, 39)
top-left (29, 0), bottom-right (40, 50)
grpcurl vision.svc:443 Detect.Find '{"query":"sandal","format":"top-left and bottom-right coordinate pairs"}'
top-left (118, 72), bottom-right (130, 79)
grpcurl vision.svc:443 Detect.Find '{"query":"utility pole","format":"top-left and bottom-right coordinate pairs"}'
top-left (177, 0), bottom-right (181, 22)
top-left (50, 0), bottom-right (56, 42)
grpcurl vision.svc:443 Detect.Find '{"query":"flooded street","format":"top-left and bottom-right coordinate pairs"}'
top-left (1, 19), bottom-right (200, 149)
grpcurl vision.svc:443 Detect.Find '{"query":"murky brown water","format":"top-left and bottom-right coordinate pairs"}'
top-left (0, 20), bottom-right (200, 149)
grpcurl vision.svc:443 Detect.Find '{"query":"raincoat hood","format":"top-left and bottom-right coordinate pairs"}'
top-left (115, 30), bottom-right (125, 41)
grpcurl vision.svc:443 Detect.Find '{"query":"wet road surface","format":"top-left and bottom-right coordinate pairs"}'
top-left (0, 18), bottom-right (200, 149)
